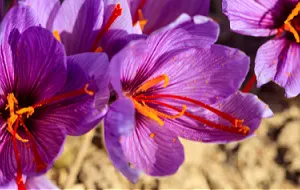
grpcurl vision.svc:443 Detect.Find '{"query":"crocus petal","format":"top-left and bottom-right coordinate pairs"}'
top-left (19, 0), bottom-right (60, 29)
top-left (26, 176), bottom-right (59, 189)
top-left (166, 92), bottom-right (273, 143)
top-left (0, 120), bottom-right (14, 185)
top-left (112, 41), bottom-right (249, 104)
top-left (255, 37), bottom-right (288, 87)
top-left (0, 179), bottom-right (17, 189)
top-left (53, 0), bottom-right (104, 55)
top-left (104, 97), bottom-right (139, 183)
top-left (38, 53), bottom-right (109, 136)
top-left (0, 119), bottom-right (66, 178)
top-left (222, 0), bottom-right (292, 36)
top-left (153, 14), bottom-right (220, 48)
top-left (120, 116), bottom-right (184, 177)
top-left (13, 26), bottom-right (67, 102)
top-left (129, 0), bottom-right (210, 34)
top-left (256, 38), bottom-right (300, 98)
top-left (0, 5), bottom-right (38, 94)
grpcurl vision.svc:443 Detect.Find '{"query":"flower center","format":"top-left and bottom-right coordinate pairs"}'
top-left (5, 84), bottom-right (94, 190)
top-left (279, 2), bottom-right (300, 42)
top-left (130, 74), bottom-right (250, 136)
top-left (132, 0), bottom-right (148, 31)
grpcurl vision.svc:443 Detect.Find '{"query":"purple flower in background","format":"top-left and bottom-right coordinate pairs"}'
top-left (18, 0), bottom-right (135, 56)
top-left (127, 0), bottom-right (210, 34)
top-left (103, 15), bottom-right (273, 182)
top-left (0, 5), bottom-right (109, 189)
top-left (223, 0), bottom-right (300, 98)
top-left (1, 175), bottom-right (58, 190)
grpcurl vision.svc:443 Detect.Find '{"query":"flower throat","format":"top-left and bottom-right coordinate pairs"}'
top-left (5, 84), bottom-right (94, 190)
top-left (130, 74), bottom-right (250, 136)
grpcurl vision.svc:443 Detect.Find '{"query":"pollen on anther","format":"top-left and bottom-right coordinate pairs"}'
top-left (53, 30), bottom-right (61, 42)
top-left (172, 138), bottom-right (177, 143)
top-left (149, 133), bottom-right (155, 138)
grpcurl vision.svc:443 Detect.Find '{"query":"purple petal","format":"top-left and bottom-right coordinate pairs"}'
top-left (13, 26), bottom-right (67, 103)
top-left (38, 53), bottom-right (109, 136)
top-left (255, 37), bottom-right (288, 87)
top-left (104, 97), bottom-right (139, 183)
top-left (222, 0), bottom-right (294, 36)
top-left (152, 14), bottom-right (219, 48)
top-left (19, 0), bottom-right (60, 29)
top-left (53, 0), bottom-right (104, 55)
top-left (0, 118), bottom-right (66, 178)
top-left (256, 38), bottom-right (300, 98)
top-left (26, 175), bottom-right (58, 189)
top-left (166, 92), bottom-right (273, 143)
top-left (129, 0), bottom-right (210, 34)
top-left (112, 42), bottom-right (249, 104)
top-left (0, 179), bottom-right (17, 189)
top-left (0, 5), bottom-right (38, 94)
top-left (0, 120), bottom-right (14, 185)
top-left (120, 116), bottom-right (184, 176)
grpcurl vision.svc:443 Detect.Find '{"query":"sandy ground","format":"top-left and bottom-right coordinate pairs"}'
top-left (46, 0), bottom-right (300, 189)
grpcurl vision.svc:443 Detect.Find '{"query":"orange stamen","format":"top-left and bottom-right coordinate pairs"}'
top-left (241, 74), bottom-right (256, 93)
top-left (132, 98), bottom-right (186, 126)
top-left (32, 84), bottom-right (94, 108)
top-left (135, 74), bottom-right (169, 94)
top-left (90, 4), bottom-right (122, 52)
top-left (53, 30), bottom-right (61, 42)
top-left (283, 2), bottom-right (300, 43)
top-left (132, 0), bottom-right (147, 25)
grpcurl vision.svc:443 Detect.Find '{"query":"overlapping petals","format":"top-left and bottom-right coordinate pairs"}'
top-left (128, 0), bottom-right (210, 34)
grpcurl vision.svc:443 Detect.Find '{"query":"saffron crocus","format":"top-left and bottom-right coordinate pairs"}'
top-left (127, 0), bottom-right (210, 34)
top-left (103, 15), bottom-right (273, 182)
top-left (0, 5), bottom-right (109, 189)
top-left (18, 0), bottom-right (136, 56)
top-left (223, 0), bottom-right (300, 98)
top-left (1, 175), bottom-right (58, 190)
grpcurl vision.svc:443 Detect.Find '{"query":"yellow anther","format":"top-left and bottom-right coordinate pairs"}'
top-left (53, 30), bottom-right (61, 42)
top-left (132, 98), bottom-right (186, 126)
top-left (5, 93), bottom-right (29, 142)
top-left (84, 84), bottom-right (95, 96)
top-left (95, 46), bottom-right (103, 53)
top-left (16, 107), bottom-right (34, 118)
top-left (132, 99), bottom-right (164, 126)
top-left (284, 2), bottom-right (300, 43)
top-left (149, 133), bottom-right (155, 138)
top-left (137, 9), bottom-right (148, 31)
top-left (135, 74), bottom-right (169, 93)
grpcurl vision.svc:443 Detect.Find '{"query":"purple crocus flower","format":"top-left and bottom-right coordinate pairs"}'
top-left (18, 0), bottom-right (135, 56)
top-left (223, 0), bottom-right (300, 98)
top-left (1, 175), bottom-right (58, 190)
top-left (127, 0), bottom-right (210, 34)
top-left (0, 5), bottom-right (109, 189)
top-left (103, 15), bottom-right (273, 182)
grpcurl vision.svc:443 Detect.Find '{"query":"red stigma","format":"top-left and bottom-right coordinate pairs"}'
top-left (241, 74), bottom-right (256, 93)
top-left (91, 3), bottom-right (123, 52)
top-left (12, 119), bottom-right (26, 190)
top-left (130, 74), bottom-right (250, 136)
